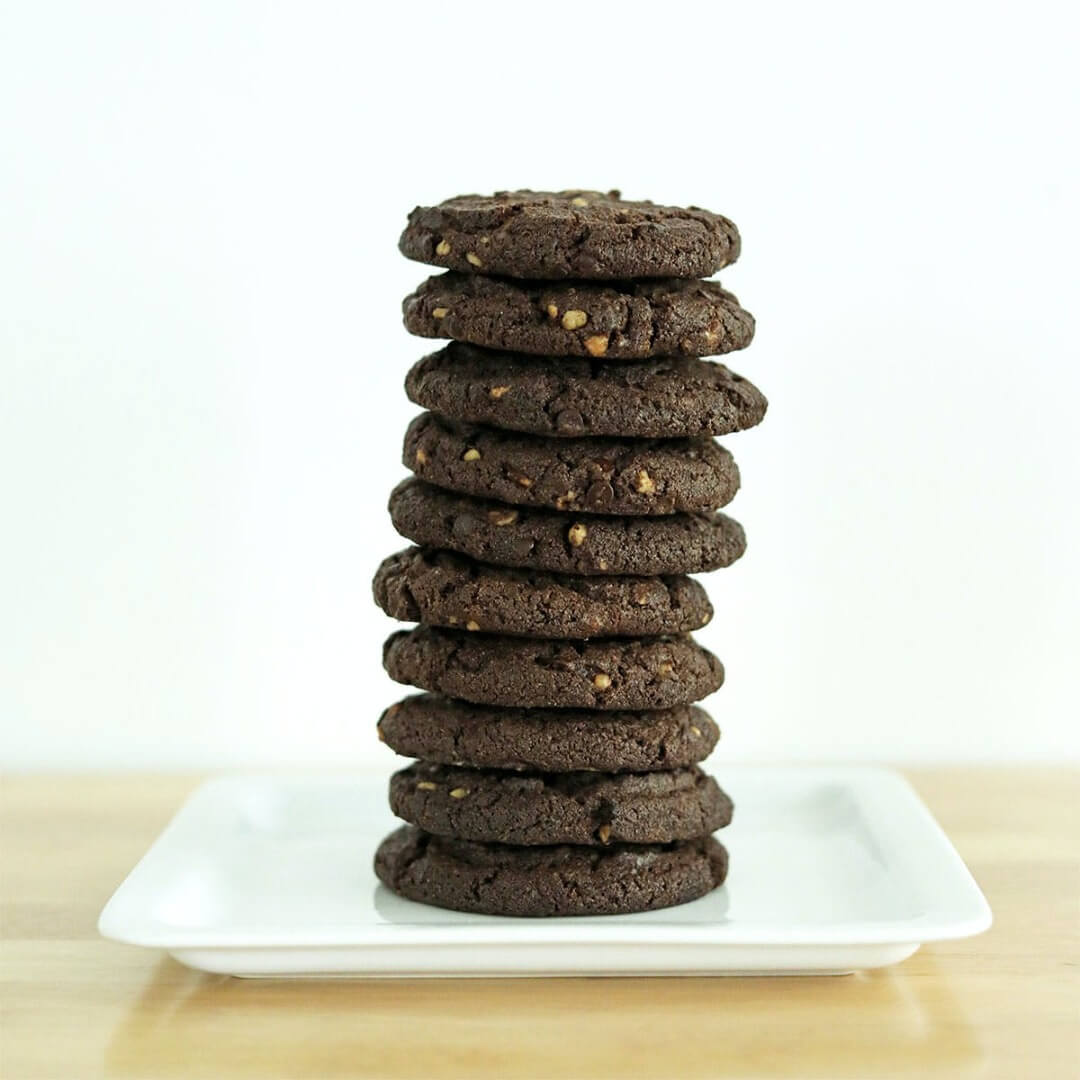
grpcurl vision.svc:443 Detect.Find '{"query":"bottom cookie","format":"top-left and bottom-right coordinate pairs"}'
top-left (374, 825), bottom-right (729, 917)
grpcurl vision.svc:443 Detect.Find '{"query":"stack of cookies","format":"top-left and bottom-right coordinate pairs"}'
top-left (373, 190), bottom-right (766, 917)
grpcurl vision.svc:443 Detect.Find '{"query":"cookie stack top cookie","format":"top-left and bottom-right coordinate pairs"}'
top-left (399, 189), bottom-right (741, 280)
top-left (373, 190), bottom-right (763, 918)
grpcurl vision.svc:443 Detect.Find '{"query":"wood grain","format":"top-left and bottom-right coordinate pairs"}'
top-left (2, 770), bottom-right (1078, 1079)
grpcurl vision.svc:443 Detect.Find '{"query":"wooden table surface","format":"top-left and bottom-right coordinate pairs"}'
top-left (2, 769), bottom-right (1077, 1080)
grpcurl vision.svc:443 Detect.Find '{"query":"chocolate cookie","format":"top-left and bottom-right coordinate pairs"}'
top-left (404, 412), bottom-right (739, 516)
top-left (388, 479), bottom-right (746, 576)
top-left (405, 344), bottom-right (768, 439)
top-left (398, 189), bottom-right (741, 281)
top-left (403, 273), bottom-right (754, 359)
top-left (389, 762), bottom-right (732, 846)
top-left (383, 626), bottom-right (724, 710)
top-left (373, 548), bottom-right (712, 639)
top-left (378, 693), bottom-right (719, 772)
top-left (375, 826), bottom-right (729, 916)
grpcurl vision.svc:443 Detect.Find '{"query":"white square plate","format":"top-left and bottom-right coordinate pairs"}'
top-left (98, 766), bottom-right (990, 977)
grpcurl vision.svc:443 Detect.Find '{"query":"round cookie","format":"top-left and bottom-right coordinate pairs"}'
top-left (378, 693), bottom-right (720, 772)
top-left (403, 273), bottom-right (754, 359)
top-left (404, 412), bottom-right (740, 516)
top-left (388, 762), bottom-right (732, 846)
top-left (382, 626), bottom-right (724, 710)
top-left (375, 826), bottom-right (729, 917)
top-left (398, 189), bottom-right (741, 281)
top-left (373, 547), bottom-right (713, 639)
top-left (388, 479), bottom-right (746, 576)
top-left (405, 344), bottom-right (768, 439)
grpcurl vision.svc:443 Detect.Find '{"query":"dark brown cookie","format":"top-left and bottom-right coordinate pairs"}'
top-left (403, 273), bottom-right (754, 359)
top-left (375, 825), bottom-right (729, 916)
top-left (398, 189), bottom-right (740, 281)
top-left (383, 626), bottom-right (724, 710)
top-left (378, 693), bottom-right (719, 772)
top-left (404, 412), bottom-right (739, 516)
top-left (405, 344), bottom-right (768, 439)
top-left (373, 547), bottom-right (712, 639)
top-left (388, 479), bottom-right (746, 576)
top-left (388, 762), bottom-right (732, 846)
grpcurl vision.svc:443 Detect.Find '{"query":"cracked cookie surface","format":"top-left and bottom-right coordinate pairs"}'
top-left (373, 547), bottom-right (712, 639)
top-left (398, 189), bottom-right (740, 280)
top-left (388, 762), bottom-right (732, 846)
top-left (388, 479), bottom-right (746, 576)
top-left (382, 626), bottom-right (724, 710)
top-left (403, 412), bottom-right (739, 515)
top-left (378, 693), bottom-right (719, 772)
top-left (403, 273), bottom-right (754, 359)
top-left (375, 825), bottom-right (729, 916)
top-left (405, 344), bottom-right (768, 438)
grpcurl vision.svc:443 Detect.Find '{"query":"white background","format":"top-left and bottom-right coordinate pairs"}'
top-left (3, 1), bottom-right (1078, 769)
